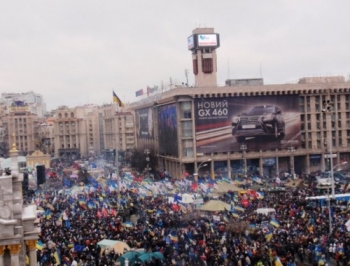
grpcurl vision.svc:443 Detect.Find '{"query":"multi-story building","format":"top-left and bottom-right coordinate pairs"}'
top-left (129, 28), bottom-right (350, 179)
top-left (52, 105), bottom-right (103, 158)
top-left (1, 103), bottom-right (39, 156)
top-left (35, 117), bottom-right (55, 155)
top-left (102, 104), bottom-right (135, 161)
top-left (0, 91), bottom-right (47, 118)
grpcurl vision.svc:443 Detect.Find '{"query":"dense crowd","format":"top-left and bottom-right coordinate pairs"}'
top-left (26, 162), bottom-right (350, 266)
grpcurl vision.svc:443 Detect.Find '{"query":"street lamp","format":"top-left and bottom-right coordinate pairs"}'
top-left (326, 161), bottom-right (348, 235)
top-left (144, 149), bottom-right (151, 179)
top-left (287, 146), bottom-right (296, 177)
top-left (240, 144), bottom-right (247, 177)
top-left (322, 100), bottom-right (335, 196)
top-left (194, 159), bottom-right (212, 182)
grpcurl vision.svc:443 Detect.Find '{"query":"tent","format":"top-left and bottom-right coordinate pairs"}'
top-left (181, 193), bottom-right (194, 203)
top-left (199, 200), bottom-right (230, 211)
top-left (97, 239), bottom-right (130, 255)
top-left (215, 183), bottom-right (241, 193)
top-left (0, 156), bottom-right (26, 169)
top-left (135, 252), bottom-right (165, 264)
top-left (118, 250), bottom-right (145, 266)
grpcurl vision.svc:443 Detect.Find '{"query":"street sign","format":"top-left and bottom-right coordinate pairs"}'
top-left (324, 154), bottom-right (337, 158)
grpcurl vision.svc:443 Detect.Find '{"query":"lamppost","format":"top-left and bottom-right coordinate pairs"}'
top-left (326, 161), bottom-right (347, 235)
top-left (240, 144), bottom-right (247, 178)
top-left (287, 146), bottom-right (296, 177)
top-left (144, 149), bottom-right (151, 179)
top-left (322, 100), bottom-right (335, 196)
top-left (194, 159), bottom-right (212, 182)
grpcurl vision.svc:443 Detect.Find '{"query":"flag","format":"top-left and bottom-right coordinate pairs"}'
top-left (223, 215), bottom-right (230, 223)
top-left (265, 231), bottom-right (273, 242)
top-left (150, 86), bottom-right (158, 93)
top-left (45, 209), bottom-right (52, 220)
top-left (113, 91), bottom-right (124, 107)
top-left (74, 244), bottom-right (85, 252)
top-left (54, 249), bottom-right (61, 265)
top-left (36, 240), bottom-right (43, 251)
top-left (135, 89), bottom-right (144, 97)
top-left (270, 218), bottom-right (280, 228)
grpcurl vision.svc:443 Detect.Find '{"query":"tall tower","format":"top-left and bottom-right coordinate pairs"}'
top-left (188, 28), bottom-right (220, 87)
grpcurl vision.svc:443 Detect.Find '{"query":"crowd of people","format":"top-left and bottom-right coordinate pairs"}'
top-left (26, 161), bottom-right (350, 266)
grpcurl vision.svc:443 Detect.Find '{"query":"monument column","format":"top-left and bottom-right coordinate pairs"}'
top-left (0, 246), bottom-right (6, 266)
top-left (26, 240), bottom-right (37, 266)
top-left (8, 244), bottom-right (21, 266)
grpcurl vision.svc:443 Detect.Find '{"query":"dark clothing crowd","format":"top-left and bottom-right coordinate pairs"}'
top-left (26, 167), bottom-right (350, 266)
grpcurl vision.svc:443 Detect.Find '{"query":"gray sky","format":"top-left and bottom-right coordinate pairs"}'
top-left (1, 1), bottom-right (349, 111)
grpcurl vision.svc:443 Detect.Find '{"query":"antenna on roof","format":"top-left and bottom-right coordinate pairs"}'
top-left (227, 59), bottom-right (230, 80)
top-left (260, 63), bottom-right (262, 78)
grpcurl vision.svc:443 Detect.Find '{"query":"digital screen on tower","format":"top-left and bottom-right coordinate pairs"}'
top-left (197, 34), bottom-right (218, 47)
top-left (188, 35), bottom-right (195, 50)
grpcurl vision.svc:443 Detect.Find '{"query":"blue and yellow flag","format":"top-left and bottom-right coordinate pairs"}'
top-left (113, 91), bottom-right (124, 107)
top-left (36, 240), bottom-right (43, 251)
top-left (270, 218), bottom-right (280, 228)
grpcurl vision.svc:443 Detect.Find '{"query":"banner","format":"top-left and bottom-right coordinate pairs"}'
top-left (194, 95), bottom-right (300, 153)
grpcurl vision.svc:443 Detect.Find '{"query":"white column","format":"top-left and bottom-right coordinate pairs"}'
top-left (0, 246), bottom-right (5, 266)
top-left (26, 240), bottom-right (38, 266)
top-left (8, 244), bottom-right (21, 266)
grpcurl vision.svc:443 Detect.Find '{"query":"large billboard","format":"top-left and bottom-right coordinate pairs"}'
top-left (188, 35), bottom-right (195, 50)
top-left (197, 34), bottom-right (218, 47)
top-left (158, 104), bottom-right (178, 156)
top-left (136, 107), bottom-right (153, 139)
top-left (195, 96), bottom-right (300, 153)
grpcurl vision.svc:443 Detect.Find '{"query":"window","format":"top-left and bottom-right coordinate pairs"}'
top-left (180, 102), bottom-right (192, 119)
top-left (182, 121), bottom-right (193, 137)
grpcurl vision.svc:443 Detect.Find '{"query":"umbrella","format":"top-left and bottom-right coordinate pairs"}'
top-left (199, 200), bottom-right (230, 211)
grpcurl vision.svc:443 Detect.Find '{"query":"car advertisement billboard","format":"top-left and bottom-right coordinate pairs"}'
top-left (136, 107), bottom-right (154, 139)
top-left (197, 34), bottom-right (218, 47)
top-left (194, 96), bottom-right (300, 153)
top-left (158, 103), bottom-right (178, 156)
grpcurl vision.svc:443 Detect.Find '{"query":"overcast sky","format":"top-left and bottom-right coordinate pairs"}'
top-left (1, 1), bottom-right (349, 111)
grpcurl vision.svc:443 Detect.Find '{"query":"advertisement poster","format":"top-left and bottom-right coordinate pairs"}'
top-left (158, 104), bottom-right (178, 156)
top-left (136, 108), bottom-right (153, 139)
top-left (194, 96), bottom-right (300, 153)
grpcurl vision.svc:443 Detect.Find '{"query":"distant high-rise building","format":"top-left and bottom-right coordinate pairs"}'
top-left (0, 91), bottom-right (47, 117)
top-left (1, 103), bottom-right (39, 156)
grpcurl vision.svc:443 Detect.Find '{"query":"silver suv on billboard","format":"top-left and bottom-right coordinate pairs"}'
top-left (232, 105), bottom-right (285, 143)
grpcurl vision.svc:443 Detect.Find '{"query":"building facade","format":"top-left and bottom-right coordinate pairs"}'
top-left (129, 28), bottom-right (350, 179)
top-left (1, 104), bottom-right (39, 157)
top-left (0, 91), bottom-right (47, 118)
top-left (52, 105), bottom-right (103, 158)
top-left (0, 142), bottom-right (39, 266)
top-left (102, 104), bottom-right (135, 162)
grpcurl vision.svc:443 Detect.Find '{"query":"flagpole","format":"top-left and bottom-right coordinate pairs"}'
top-left (112, 90), bottom-right (121, 208)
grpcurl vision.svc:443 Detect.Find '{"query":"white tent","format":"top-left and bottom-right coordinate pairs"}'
top-left (181, 193), bottom-right (194, 204)
top-left (0, 156), bottom-right (27, 169)
top-left (199, 200), bottom-right (231, 211)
